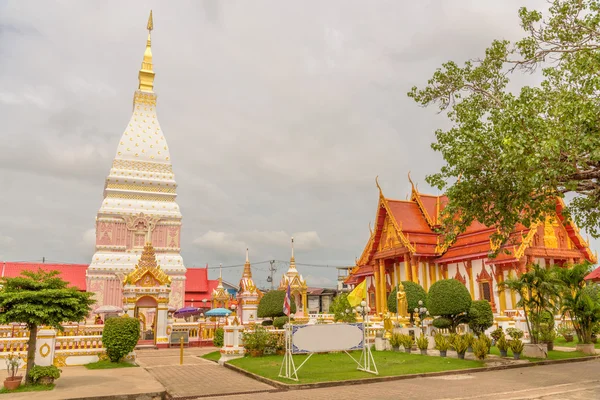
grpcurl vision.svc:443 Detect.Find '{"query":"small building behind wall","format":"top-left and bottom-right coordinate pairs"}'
top-left (307, 288), bottom-right (337, 314)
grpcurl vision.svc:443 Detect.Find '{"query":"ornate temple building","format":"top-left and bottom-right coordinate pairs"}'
top-left (86, 12), bottom-right (187, 309)
top-left (345, 178), bottom-right (597, 320)
top-left (237, 249), bottom-right (261, 324)
top-left (279, 238), bottom-right (308, 317)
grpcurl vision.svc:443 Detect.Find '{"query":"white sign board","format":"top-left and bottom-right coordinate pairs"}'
top-left (291, 323), bottom-right (364, 354)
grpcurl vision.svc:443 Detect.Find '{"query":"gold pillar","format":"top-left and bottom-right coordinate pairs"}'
top-left (422, 260), bottom-right (429, 290)
top-left (496, 269), bottom-right (507, 315)
top-left (374, 268), bottom-right (381, 314)
top-left (508, 268), bottom-right (517, 309)
top-left (466, 261), bottom-right (475, 300)
top-left (396, 263), bottom-right (401, 285)
top-left (302, 291), bottom-right (308, 316)
top-left (380, 259), bottom-right (388, 313)
top-left (411, 258), bottom-right (419, 284)
top-left (404, 257), bottom-right (411, 282)
top-left (429, 262), bottom-right (437, 285)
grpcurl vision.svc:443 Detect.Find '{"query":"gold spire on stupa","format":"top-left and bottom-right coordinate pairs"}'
top-left (123, 242), bottom-right (171, 286)
top-left (138, 10), bottom-right (155, 92)
top-left (212, 263), bottom-right (229, 302)
top-left (286, 237), bottom-right (298, 277)
top-left (243, 248), bottom-right (252, 279)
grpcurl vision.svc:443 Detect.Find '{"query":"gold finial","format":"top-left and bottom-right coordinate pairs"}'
top-left (408, 171), bottom-right (416, 193)
top-left (243, 248), bottom-right (252, 279)
top-left (138, 10), bottom-right (155, 92)
top-left (375, 175), bottom-right (383, 196)
top-left (291, 237), bottom-right (295, 261)
top-left (147, 10), bottom-right (154, 31)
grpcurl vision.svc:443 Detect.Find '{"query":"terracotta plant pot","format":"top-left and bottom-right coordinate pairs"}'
top-left (439, 350), bottom-right (447, 357)
top-left (38, 376), bottom-right (55, 386)
top-left (457, 352), bottom-right (465, 359)
top-left (4, 376), bottom-right (23, 391)
top-left (513, 352), bottom-right (521, 360)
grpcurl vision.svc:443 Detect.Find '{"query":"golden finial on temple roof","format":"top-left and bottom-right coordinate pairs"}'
top-left (138, 10), bottom-right (155, 93)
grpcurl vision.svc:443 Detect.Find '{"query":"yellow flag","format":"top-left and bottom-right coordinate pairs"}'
top-left (347, 279), bottom-right (367, 307)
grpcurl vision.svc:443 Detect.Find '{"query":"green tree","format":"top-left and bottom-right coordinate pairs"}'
top-left (0, 269), bottom-right (95, 382)
top-left (102, 316), bottom-right (140, 362)
top-left (554, 262), bottom-right (600, 344)
top-left (409, 0), bottom-right (600, 244)
top-left (498, 264), bottom-right (560, 343)
top-left (427, 279), bottom-right (472, 332)
top-left (468, 300), bottom-right (494, 337)
top-left (257, 290), bottom-right (296, 319)
top-left (330, 293), bottom-right (356, 323)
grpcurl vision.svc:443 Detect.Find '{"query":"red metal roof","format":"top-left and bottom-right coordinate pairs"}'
top-left (185, 267), bottom-right (209, 292)
top-left (585, 266), bottom-right (600, 281)
top-left (1, 262), bottom-right (88, 290)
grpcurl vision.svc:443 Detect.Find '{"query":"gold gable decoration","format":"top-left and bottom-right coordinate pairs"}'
top-left (123, 242), bottom-right (171, 286)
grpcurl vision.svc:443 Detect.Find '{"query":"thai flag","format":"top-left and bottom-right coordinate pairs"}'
top-left (283, 284), bottom-right (291, 316)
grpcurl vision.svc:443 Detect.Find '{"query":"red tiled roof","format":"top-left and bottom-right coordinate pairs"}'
top-left (1, 262), bottom-right (88, 290)
top-left (585, 266), bottom-right (600, 281)
top-left (185, 267), bottom-right (209, 292)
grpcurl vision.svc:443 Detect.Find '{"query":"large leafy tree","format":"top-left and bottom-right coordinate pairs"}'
top-left (409, 0), bottom-right (600, 244)
top-left (0, 269), bottom-right (95, 382)
top-left (330, 293), bottom-right (357, 323)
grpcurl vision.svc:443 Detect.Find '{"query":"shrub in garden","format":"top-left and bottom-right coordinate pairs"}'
top-left (557, 324), bottom-right (574, 342)
top-left (510, 339), bottom-right (524, 359)
top-left (490, 327), bottom-right (504, 342)
top-left (213, 327), bottom-right (224, 347)
top-left (388, 281), bottom-right (427, 314)
top-left (473, 336), bottom-right (491, 360)
top-left (427, 279), bottom-right (471, 332)
top-left (463, 332), bottom-right (475, 351)
top-left (416, 335), bottom-right (429, 352)
top-left (273, 316), bottom-right (293, 329)
top-left (434, 333), bottom-right (450, 356)
top-left (102, 316), bottom-right (140, 362)
top-left (454, 335), bottom-right (468, 358)
top-left (28, 365), bottom-right (61, 384)
top-left (330, 293), bottom-right (357, 323)
top-left (261, 320), bottom-right (273, 326)
top-left (257, 290), bottom-right (296, 319)
top-left (432, 316), bottom-right (453, 330)
top-left (389, 333), bottom-right (402, 350)
top-left (242, 326), bottom-right (270, 356)
top-left (506, 327), bottom-right (523, 340)
top-left (399, 334), bottom-right (414, 352)
top-left (468, 300), bottom-right (494, 336)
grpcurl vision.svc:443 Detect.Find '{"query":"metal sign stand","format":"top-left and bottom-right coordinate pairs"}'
top-left (278, 322), bottom-right (378, 381)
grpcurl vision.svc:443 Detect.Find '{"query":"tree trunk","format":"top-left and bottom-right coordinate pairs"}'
top-left (26, 324), bottom-right (37, 384)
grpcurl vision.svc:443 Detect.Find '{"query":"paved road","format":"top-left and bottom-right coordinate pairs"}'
top-left (196, 359), bottom-right (600, 400)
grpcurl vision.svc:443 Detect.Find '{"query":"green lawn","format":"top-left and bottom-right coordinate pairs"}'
top-left (489, 346), bottom-right (589, 361)
top-left (228, 350), bottom-right (484, 384)
top-left (554, 337), bottom-right (600, 349)
top-left (0, 383), bottom-right (54, 394)
top-left (85, 360), bottom-right (138, 369)
top-left (202, 351), bottom-right (221, 362)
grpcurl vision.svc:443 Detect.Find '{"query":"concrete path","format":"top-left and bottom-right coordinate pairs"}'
top-left (195, 358), bottom-right (600, 400)
top-left (0, 365), bottom-right (165, 400)
top-left (136, 347), bottom-right (275, 398)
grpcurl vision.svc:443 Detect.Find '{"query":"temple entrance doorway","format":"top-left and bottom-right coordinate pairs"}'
top-left (135, 296), bottom-right (157, 345)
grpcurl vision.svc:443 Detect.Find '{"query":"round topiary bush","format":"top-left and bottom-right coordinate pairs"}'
top-left (102, 316), bottom-right (140, 362)
top-left (432, 316), bottom-right (453, 329)
top-left (273, 316), bottom-right (293, 329)
top-left (427, 279), bottom-right (472, 332)
top-left (257, 290), bottom-right (296, 319)
top-left (388, 281), bottom-right (427, 313)
top-left (468, 300), bottom-right (494, 336)
top-left (261, 320), bottom-right (273, 326)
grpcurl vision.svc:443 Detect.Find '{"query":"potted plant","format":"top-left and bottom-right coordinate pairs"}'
top-left (4, 353), bottom-right (23, 390)
top-left (506, 327), bottom-right (524, 340)
top-left (416, 335), bottom-right (429, 355)
top-left (434, 333), bottom-right (450, 357)
top-left (490, 327), bottom-right (504, 343)
top-left (497, 335), bottom-right (509, 357)
top-left (473, 336), bottom-right (489, 360)
top-left (28, 365), bottom-right (62, 386)
top-left (389, 333), bottom-right (402, 352)
top-left (463, 333), bottom-right (475, 353)
top-left (510, 339), bottom-right (524, 360)
top-left (539, 323), bottom-right (556, 351)
top-left (399, 334), bottom-right (414, 353)
top-left (454, 335), bottom-right (468, 359)
top-left (557, 324), bottom-right (574, 343)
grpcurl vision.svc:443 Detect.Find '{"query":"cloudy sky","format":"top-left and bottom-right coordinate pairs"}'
top-left (2, 0), bottom-right (592, 288)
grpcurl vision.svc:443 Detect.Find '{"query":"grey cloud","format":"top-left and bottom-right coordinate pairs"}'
top-left (4, 0), bottom-right (592, 289)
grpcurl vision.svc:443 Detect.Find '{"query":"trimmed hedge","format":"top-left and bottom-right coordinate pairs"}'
top-left (387, 281), bottom-right (427, 313)
top-left (102, 316), bottom-right (140, 362)
top-left (213, 327), bottom-right (224, 347)
top-left (257, 290), bottom-right (296, 319)
top-left (427, 279), bottom-right (471, 332)
top-left (468, 300), bottom-right (494, 336)
top-left (273, 316), bottom-right (293, 329)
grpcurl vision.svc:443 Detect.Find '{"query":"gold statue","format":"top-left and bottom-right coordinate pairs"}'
top-left (396, 282), bottom-right (408, 318)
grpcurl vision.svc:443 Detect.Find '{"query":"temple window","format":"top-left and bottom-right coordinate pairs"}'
top-left (480, 281), bottom-right (492, 302)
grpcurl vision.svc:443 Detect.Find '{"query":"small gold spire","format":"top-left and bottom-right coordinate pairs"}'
top-left (138, 10), bottom-right (155, 92)
top-left (242, 248), bottom-right (252, 279)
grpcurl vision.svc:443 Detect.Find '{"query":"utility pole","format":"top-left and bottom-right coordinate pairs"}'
top-left (268, 260), bottom-right (277, 290)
